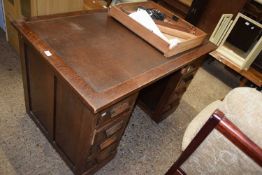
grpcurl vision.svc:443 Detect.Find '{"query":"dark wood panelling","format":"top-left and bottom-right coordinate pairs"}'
top-left (55, 78), bottom-right (94, 169)
top-left (196, 0), bottom-right (247, 34)
top-left (26, 45), bottom-right (54, 138)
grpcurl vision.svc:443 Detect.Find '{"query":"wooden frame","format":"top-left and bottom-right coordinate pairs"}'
top-left (108, 1), bottom-right (207, 57)
top-left (165, 110), bottom-right (262, 175)
top-left (217, 13), bottom-right (262, 70)
top-left (209, 14), bottom-right (233, 46)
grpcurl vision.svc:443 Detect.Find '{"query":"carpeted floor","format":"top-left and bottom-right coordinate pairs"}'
top-left (0, 29), bottom-right (234, 175)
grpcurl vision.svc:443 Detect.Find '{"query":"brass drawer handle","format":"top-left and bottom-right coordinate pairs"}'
top-left (181, 65), bottom-right (196, 75)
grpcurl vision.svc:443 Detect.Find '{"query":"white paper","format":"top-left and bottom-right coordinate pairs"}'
top-left (129, 9), bottom-right (169, 42)
top-left (128, 9), bottom-right (180, 48)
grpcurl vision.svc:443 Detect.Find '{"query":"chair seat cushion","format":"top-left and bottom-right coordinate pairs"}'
top-left (182, 100), bottom-right (222, 151)
top-left (181, 87), bottom-right (262, 174)
top-left (182, 87), bottom-right (262, 151)
top-left (222, 87), bottom-right (262, 147)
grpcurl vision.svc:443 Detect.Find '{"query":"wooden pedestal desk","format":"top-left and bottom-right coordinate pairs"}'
top-left (13, 11), bottom-right (215, 175)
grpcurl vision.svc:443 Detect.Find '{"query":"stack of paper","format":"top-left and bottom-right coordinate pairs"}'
top-left (129, 9), bottom-right (180, 49)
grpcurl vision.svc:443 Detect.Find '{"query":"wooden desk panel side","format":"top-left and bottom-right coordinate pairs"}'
top-left (19, 38), bottom-right (97, 174)
top-left (54, 77), bottom-right (97, 174)
top-left (25, 44), bottom-right (55, 138)
top-left (13, 21), bottom-right (98, 112)
top-left (19, 36), bottom-right (139, 175)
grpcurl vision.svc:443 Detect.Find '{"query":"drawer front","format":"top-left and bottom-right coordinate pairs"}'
top-left (167, 62), bottom-right (200, 105)
top-left (85, 143), bottom-right (118, 170)
top-left (93, 112), bottom-right (129, 145)
top-left (181, 59), bottom-right (201, 76)
top-left (96, 142), bottom-right (118, 163)
top-left (164, 61), bottom-right (201, 112)
top-left (84, 93), bottom-right (138, 172)
top-left (96, 94), bottom-right (137, 127)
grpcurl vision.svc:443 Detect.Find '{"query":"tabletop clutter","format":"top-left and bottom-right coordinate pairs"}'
top-left (109, 2), bottom-right (207, 57)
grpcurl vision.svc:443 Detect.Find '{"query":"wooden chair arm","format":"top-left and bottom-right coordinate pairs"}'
top-left (165, 109), bottom-right (262, 175)
top-left (217, 115), bottom-right (262, 167)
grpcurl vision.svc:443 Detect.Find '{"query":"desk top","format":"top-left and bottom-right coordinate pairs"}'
top-left (14, 11), bottom-right (215, 113)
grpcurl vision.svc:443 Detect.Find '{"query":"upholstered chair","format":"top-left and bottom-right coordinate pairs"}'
top-left (166, 87), bottom-right (262, 175)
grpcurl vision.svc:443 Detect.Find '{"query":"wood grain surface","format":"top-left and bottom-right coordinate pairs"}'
top-left (13, 11), bottom-right (215, 113)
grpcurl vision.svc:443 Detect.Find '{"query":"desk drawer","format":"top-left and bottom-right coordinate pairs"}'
top-left (86, 142), bottom-right (118, 170)
top-left (94, 112), bottom-right (129, 145)
top-left (96, 94), bottom-right (137, 127)
top-left (166, 61), bottom-right (201, 112)
top-left (181, 60), bottom-right (201, 76)
top-left (167, 63), bottom-right (199, 104)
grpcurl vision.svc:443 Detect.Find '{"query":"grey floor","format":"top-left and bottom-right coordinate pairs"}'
top-left (0, 29), bottom-right (235, 175)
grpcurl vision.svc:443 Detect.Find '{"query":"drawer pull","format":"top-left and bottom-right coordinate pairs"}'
top-left (101, 112), bottom-right (108, 118)
top-left (91, 129), bottom-right (97, 145)
top-left (99, 135), bottom-right (118, 150)
top-left (106, 121), bottom-right (124, 137)
top-left (181, 65), bottom-right (197, 75)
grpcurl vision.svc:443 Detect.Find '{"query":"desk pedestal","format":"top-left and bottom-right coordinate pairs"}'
top-left (138, 58), bottom-right (203, 122)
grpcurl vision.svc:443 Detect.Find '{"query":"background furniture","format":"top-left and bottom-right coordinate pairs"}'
top-left (20, 0), bottom-right (83, 17)
top-left (210, 51), bottom-right (262, 87)
top-left (166, 87), bottom-right (262, 174)
top-left (3, 0), bottom-right (23, 52)
top-left (83, 0), bottom-right (107, 10)
top-left (2, 0), bottom-right (84, 52)
top-left (242, 0), bottom-right (262, 22)
top-left (207, 1), bottom-right (262, 88)
top-left (156, 0), bottom-right (194, 19)
top-left (0, 0), bottom-right (5, 31)
top-left (157, 0), bottom-right (247, 34)
top-left (14, 7), bottom-right (215, 175)
top-left (195, 0), bottom-right (247, 34)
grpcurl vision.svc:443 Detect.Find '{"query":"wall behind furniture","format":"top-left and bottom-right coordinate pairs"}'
top-left (3, 0), bottom-right (84, 53)
top-left (0, 0), bottom-right (5, 31)
top-left (196, 0), bottom-right (247, 34)
top-left (21, 0), bottom-right (83, 17)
